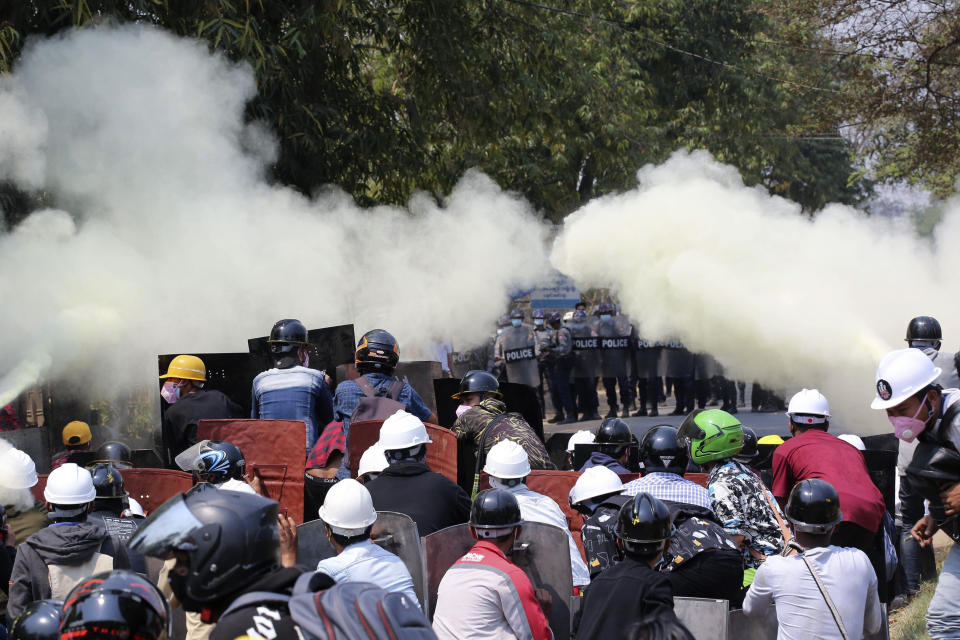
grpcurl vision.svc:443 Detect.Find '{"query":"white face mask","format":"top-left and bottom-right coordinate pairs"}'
top-left (511, 319), bottom-right (522, 327)
top-left (456, 404), bottom-right (473, 418)
top-left (534, 319), bottom-right (544, 327)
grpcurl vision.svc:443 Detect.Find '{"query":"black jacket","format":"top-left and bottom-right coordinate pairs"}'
top-left (365, 462), bottom-right (471, 536)
top-left (575, 556), bottom-right (674, 639)
top-left (8, 521), bottom-right (130, 621)
top-left (162, 389), bottom-right (243, 466)
top-left (210, 567), bottom-right (304, 640)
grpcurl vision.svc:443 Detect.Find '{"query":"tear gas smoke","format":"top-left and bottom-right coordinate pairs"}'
top-left (0, 26), bottom-right (550, 406)
top-left (552, 149), bottom-right (956, 435)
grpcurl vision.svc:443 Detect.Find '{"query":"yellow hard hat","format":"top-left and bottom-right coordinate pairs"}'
top-left (159, 355), bottom-right (207, 382)
top-left (62, 420), bottom-right (92, 446)
top-left (757, 435), bottom-right (785, 445)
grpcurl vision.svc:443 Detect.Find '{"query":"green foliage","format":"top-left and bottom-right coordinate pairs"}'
top-left (0, 0), bottom-right (867, 220)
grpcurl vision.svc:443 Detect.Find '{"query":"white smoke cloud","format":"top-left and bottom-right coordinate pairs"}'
top-left (0, 25), bottom-right (550, 406)
top-left (552, 149), bottom-right (952, 435)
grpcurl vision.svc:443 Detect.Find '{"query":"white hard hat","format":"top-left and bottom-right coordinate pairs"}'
top-left (569, 466), bottom-right (623, 505)
top-left (44, 463), bottom-right (96, 506)
top-left (379, 411), bottom-right (432, 451)
top-left (358, 443), bottom-right (389, 478)
top-left (786, 389), bottom-right (831, 425)
top-left (837, 434), bottom-right (866, 451)
top-left (566, 430), bottom-right (596, 453)
top-left (0, 448), bottom-right (39, 489)
top-left (872, 348), bottom-right (941, 410)
top-left (483, 440), bottom-right (531, 479)
top-left (318, 478), bottom-right (378, 536)
top-left (125, 496), bottom-right (146, 518)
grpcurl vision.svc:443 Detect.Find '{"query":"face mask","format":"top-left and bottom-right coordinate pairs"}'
top-left (534, 319), bottom-right (544, 327)
top-left (600, 314), bottom-right (612, 322)
top-left (511, 319), bottom-right (522, 327)
top-left (161, 380), bottom-right (181, 404)
top-left (890, 398), bottom-right (930, 442)
top-left (455, 404), bottom-right (473, 418)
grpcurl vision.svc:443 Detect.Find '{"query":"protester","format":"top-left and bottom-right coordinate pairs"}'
top-left (432, 489), bottom-right (552, 640)
top-left (564, 429), bottom-right (595, 470)
top-left (50, 420), bottom-right (93, 470)
top-left (772, 388), bottom-right (888, 600)
top-left (744, 479), bottom-right (882, 639)
top-left (160, 354), bottom-right (244, 467)
top-left (452, 370), bottom-right (553, 470)
top-left (483, 440), bottom-right (589, 587)
top-left (315, 479), bottom-right (419, 604)
top-left (364, 411), bottom-right (470, 535)
top-left (175, 439), bottom-right (256, 494)
top-left (59, 570), bottom-right (169, 640)
top-left (575, 493), bottom-right (676, 639)
top-left (251, 319), bottom-right (334, 454)
top-left (569, 466), bottom-right (630, 578)
top-left (7, 597), bottom-right (61, 640)
top-left (579, 417), bottom-right (632, 473)
top-left (8, 463), bottom-right (131, 619)
top-left (357, 442), bottom-right (389, 483)
top-left (0, 447), bottom-right (46, 544)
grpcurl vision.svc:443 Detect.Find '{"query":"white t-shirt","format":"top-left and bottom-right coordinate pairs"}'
top-left (743, 546), bottom-right (882, 640)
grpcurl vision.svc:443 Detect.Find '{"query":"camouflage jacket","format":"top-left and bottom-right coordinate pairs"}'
top-left (452, 397), bottom-right (554, 469)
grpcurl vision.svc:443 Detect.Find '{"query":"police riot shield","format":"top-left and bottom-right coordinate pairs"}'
top-left (695, 353), bottom-right (721, 381)
top-left (501, 325), bottom-right (538, 388)
top-left (335, 361), bottom-right (443, 415)
top-left (248, 324), bottom-right (356, 386)
top-left (422, 522), bottom-right (572, 639)
top-left (198, 418), bottom-right (306, 523)
top-left (634, 338), bottom-right (662, 380)
top-left (371, 511), bottom-right (427, 611)
top-left (569, 322), bottom-right (599, 379)
top-left (433, 379), bottom-right (543, 439)
top-left (450, 341), bottom-right (493, 379)
top-left (296, 518), bottom-right (338, 569)
top-left (596, 315), bottom-right (632, 378)
top-left (660, 341), bottom-right (695, 378)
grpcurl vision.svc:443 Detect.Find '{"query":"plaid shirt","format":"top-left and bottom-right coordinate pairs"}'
top-left (306, 421), bottom-right (346, 470)
top-left (622, 472), bottom-right (712, 510)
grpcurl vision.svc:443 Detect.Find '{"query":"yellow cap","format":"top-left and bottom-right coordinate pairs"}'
top-left (62, 420), bottom-right (92, 446)
top-left (159, 355), bottom-right (207, 382)
top-left (757, 435), bottom-right (785, 445)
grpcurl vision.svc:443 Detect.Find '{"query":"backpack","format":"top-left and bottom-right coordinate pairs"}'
top-left (224, 574), bottom-right (436, 640)
top-left (350, 376), bottom-right (406, 423)
top-left (47, 540), bottom-right (115, 599)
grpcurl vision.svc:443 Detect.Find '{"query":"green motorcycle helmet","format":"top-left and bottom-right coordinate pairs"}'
top-left (677, 409), bottom-right (744, 465)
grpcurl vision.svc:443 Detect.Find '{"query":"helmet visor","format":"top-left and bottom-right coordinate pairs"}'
top-left (127, 494), bottom-right (204, 558)
top-left (174, 441), bottom-right (211, 472)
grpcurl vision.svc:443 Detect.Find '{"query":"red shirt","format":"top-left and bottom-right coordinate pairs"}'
top-left (772, 429), bottom-right (885, 533)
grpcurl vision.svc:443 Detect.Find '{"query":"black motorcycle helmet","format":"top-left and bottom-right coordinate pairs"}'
top-left (733, 427), bottom-right (760, 464)
top-left (59, 570), bottom-right (170, 640)
top-left (638, 425), bottom-right (689, 475)
top-left (90, 463), bottom-right (128, 499)
top-left (95, 441), bottom-right (133, 469)
top-left (355, 329), bottom-right (400, 373)
top-left (452, 370), bottom-right (502, 400)
top-left (9, 598), bottom-right (62, 640)
top-left (596, 417), bottom-right (632, 457)
top-left (196, 440), bottom-right (246, 483)
top-left (470, 489), bottom-right (522, 539)
top-left (786, 478), bottom-right (843, 534)
top-left (128, 489), bottom-right (279, 610)
top-left (615, 493), bottom-right (674, 557)
top-left (268, 318), bottom-right (309, 355)
top-left (905, 315), bottom-right (942, 350)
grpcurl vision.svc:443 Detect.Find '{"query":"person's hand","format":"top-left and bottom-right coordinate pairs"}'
top-left (911, 514), bottom-right (938, 547)
top-left (246, 473), bottom-right (263, 496)
top-left (278, 514), bottom-right (298, 567)
top-left (534, 588), bottom-right (552, 616)
top-left (940, 482), bottom-right (960, 516)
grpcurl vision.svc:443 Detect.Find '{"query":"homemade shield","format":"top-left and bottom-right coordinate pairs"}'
top-left (117, 468), bottom-right (193, 514)
top-left (198, 419), bottom-right (306, 523)
top-left (595, 315), bottom-right (632, 378)
top-left (248, 324), bottom-right (355, 385)
top-left (422, 522), bottom-right (573, 639)
top-left (501, 325), bottom-right (539, 388)
top-left (347, 420), bottom-right (457, 484)
top-left (727, 603), bottom-right (889, 640)
top-left (296, 518), bottom-right (338, 569)
top-left (371, 511), bottom-right (427, 612)
top-left (336, 361), bottom-right (443, 415)
top-left (158, 352), bottom-right (261, 416)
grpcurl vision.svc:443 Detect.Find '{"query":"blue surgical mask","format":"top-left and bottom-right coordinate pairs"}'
top-left (600, 314), bottom-right (612, 322)
top-left (534, 319), bottom-right (544, 327)
top-left (511, 319), bottom-right (522, 327)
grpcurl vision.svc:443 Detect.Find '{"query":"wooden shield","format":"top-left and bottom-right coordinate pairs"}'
top-left (198, 419), bottom-right (306, 523)
top-left (118, 468), bottom-right (193, 514)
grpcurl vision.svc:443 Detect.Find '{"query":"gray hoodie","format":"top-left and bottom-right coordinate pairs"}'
top-left (7, 521), bottom-right (129, 621)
